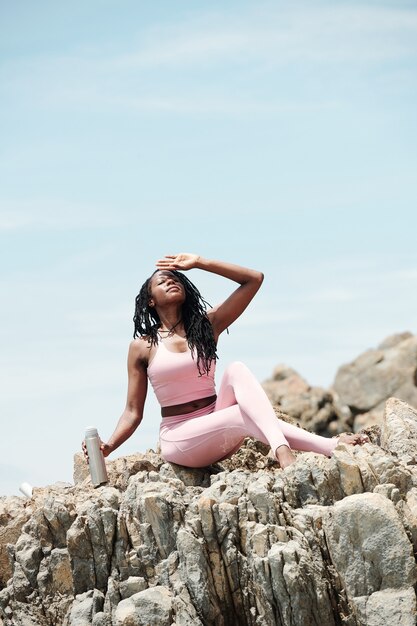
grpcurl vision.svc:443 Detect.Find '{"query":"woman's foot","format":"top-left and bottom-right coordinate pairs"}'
top-left (337, 433), bottom-right (369, 446)
top-left (275, 445), bottom-right (297, 469)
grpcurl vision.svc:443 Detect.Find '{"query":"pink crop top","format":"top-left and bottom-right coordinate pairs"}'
top-left (147, 341), bottom-right (216, 407)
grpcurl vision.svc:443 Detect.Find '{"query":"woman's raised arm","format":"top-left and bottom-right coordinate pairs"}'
top-left (156, 254), bottom-right (264, 338)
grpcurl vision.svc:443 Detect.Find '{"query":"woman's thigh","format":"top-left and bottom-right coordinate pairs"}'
top-left (159, 404), bottom-right (248, 467)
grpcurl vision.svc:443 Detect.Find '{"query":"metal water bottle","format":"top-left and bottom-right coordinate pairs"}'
top-left (85, 427), bottom-right (108, 487)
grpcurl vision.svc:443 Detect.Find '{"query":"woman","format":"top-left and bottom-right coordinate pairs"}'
top-left (86, 253), bottom-right (368, 470)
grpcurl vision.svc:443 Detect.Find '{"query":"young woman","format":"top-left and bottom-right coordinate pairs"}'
top-left (86, 253), bottom-right (368, 469)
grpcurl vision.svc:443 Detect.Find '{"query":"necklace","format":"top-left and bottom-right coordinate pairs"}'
top-left (158, 319), bottom-right (182, 338)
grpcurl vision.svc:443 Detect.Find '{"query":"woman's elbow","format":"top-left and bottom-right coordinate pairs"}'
top-left (124, 408), bottom-right (143, 428)
top-left (253, 271), bottom-right (264, 286)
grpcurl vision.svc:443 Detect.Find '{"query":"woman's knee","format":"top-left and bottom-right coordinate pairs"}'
top-left (226, 361), bottom-right (259, 384)
top-left (225, 361), bottom-right (250, 377)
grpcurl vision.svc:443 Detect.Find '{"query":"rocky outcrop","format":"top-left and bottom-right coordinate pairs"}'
top-left (263, 331), bottom-right (417, 435)
top-left (1, 398), bottom-right (417, 625)
top-left (262, 365), bottom-right (347, 437)
top-left (333, 332), bottom-right (417, 429)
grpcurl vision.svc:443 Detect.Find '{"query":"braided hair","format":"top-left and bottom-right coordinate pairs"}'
top-left (133, 270), bottom-right (218, 375)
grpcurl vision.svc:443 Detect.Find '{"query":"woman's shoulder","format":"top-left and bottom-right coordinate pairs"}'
top-left (129, 336), bottom-right (154, 363)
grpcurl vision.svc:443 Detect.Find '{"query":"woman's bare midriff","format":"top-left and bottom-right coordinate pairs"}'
top-left (161, 394), bottom-right (217, 418)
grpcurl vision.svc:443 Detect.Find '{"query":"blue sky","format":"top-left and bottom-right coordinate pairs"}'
top-left (1, 0), bottom-right (416, 496)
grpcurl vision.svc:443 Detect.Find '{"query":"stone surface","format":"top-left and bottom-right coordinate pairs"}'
top-left (381, 397), bottom-right (417, 463)
top-left (324, 492), bottom-right (416, 598)
top-left (263, 331), bottom-right (417, 436)
top-left (2, 394), bottom-right (417, 625)
top-left (114, 586), bottom-right (173, 626)
top-left (333, 332), bottom-right (417, 418)
top-left (263, 365), bottom-right (345, 437)
top-left (357, 588), bottom-right (416, 626)
top-left (0, 497), bottom-right (31, 586)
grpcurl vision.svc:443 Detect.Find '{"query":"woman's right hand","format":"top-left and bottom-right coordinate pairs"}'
top-left (100, 442), bottom-right (113, 457)
top-left (156, 253), bottom-right (200, 271)
top-left (81, 439), bottom-right (112, 463)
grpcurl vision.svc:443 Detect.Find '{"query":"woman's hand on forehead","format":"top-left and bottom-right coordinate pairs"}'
top-left (156, 253), bottom-right (200, 271)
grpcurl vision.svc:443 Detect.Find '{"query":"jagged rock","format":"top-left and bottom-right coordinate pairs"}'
top-left (361, 588), bottom-right (416, 626)
top-left (67, 589), bottom-right (105, 626)
top-left (2, 396), bottom-right (417, 625)
top-left (381, 397), bottom-right (417, 464)
top-left (263, 365), bottom-right (348, 437)
top-left (37, 547), bottom-right (73, 596)
top-left (119, 576), bottom-right (147, 599)
top-left (324, 492), bottom-right (416, 616)
top-left (263, 331), bottom-right (417, 436)
top-left (114, 586), bottom-right (173, 626)
top-left (333, 332), bottom-right (417, 421)
top-left (0, 496), bottom-right (31, 586)
top-left (74, 451), bottom-right (164, 491)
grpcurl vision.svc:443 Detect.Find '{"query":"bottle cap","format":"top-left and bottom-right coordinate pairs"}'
top-left (85, 427), bottom-right (98, 437)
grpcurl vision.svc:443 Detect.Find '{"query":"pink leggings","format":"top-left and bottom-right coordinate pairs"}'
top-left (159, 361), bottom-right (338, 467)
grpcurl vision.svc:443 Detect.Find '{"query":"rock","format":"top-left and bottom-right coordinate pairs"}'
top-left (378, 331), bottom-right (414, 350)
top-left (14, 532), bottom-right (42, 589)
top-left (333, 332), bottom-right (417, 420)
top-left (68, 591), bottom-right (95, 626)
top-left (37, 547), bottom-right (73, 596)
top-left (0, 496), bottom-right (31, 586)
top-left (114, 586), bottom-right (173, 626)
top-left (74, 451), bottom-right (164, 491)
top-left (323, 493), bottom-right (416, 597)
top-left (360, 588), bottom-right (416, 626)
top-left (68, 589), bottom-right (104, 626)
top-left (2, 397), bottom-right (417, 625)
top-left (381, 397), bottom-right (417, 463)
top-left (119, 576), bottom-right (147, 599)
top-left (263, 365), bottom-right (348, 437)
top-left (263, 332), bottom-right (417, 437)
top-left (73, 452), bottom-right (90, 484)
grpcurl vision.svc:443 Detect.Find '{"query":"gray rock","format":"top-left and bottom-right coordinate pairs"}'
top-left (37, 547), bottom-right (73, 596)
top-left (68, 591), bottom-right (95, 626)
top-left (119, 576), bottom-right (147, 599)
top-left (14, 532), bottom-right (42, 589)
top-left (0, 496), bottom-right (31, 586)
top-left (263, 332), bottom-right (417, 437)
top-left (68, 589), bottom-right (104, 626)
top-left (3, 395), bottom-right (417, 625)
top-left (333, 332), bottom-right (417, 417)
top-left (323, 492), bottom-right (416, 599)
top-left (263, 366), bottom-right (344, 436)
top-left (92, 612), bottom-right (111, 626)
top-left (381, 397), bottom-right (417, 463)
top-left (114, 586), bottom-right (173, 626)
top-left (356, 588), bottom-right (416, 626)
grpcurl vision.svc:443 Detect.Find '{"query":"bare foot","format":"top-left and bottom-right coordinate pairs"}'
top-left (336, 433), bottom-right (369, 446)
top-left (275, 445), bottom-right (297, 469)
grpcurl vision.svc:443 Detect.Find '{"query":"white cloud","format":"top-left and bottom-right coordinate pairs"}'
top-left (1, 3), bottom-right (416, 117)
top-left (111, 4), bottom-right (417, 69)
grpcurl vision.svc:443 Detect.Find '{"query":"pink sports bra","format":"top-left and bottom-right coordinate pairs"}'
top-left (147, 341), bottom-right (216, 407)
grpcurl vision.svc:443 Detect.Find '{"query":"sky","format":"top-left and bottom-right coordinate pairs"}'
top-left (1, 0), bottom-right (416, 496)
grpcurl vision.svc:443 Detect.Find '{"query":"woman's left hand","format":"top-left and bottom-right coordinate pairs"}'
top-left (156, 253), bottom-right (200, 271)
